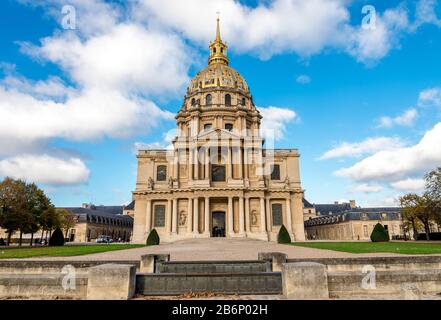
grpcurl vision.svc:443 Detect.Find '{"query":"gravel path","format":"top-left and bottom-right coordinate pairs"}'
top-left (19, 238), bottom-right (410, 261)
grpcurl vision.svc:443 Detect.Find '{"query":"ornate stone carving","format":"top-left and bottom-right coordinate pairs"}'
top-left (179, 211), bottom-right (187, 226)
top-left (251, 210), bottom-right (258, 226)
top-left (147, 177), bottom-right (154, 190)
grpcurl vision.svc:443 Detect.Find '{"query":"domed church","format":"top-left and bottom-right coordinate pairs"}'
top-left (132, 19), bottom-right (305, 243)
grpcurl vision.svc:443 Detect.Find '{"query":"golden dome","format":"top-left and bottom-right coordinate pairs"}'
top-left (187, 17), bottom-right (250, 95)
top-left (187, 63), bottom-right (249, 95)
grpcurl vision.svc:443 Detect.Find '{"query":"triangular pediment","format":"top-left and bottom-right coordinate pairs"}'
top-left (197, 128), bottom-right (241, 140)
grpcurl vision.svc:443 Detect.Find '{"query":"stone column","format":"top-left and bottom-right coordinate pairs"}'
top-left (193, 197), bottom-right (199, 235)
top-left (260, 197), bottom-right (266, 233)
top-left (238, 196), bottom-right (245, 235)
top-left (187, 198), bottom-right (192, 233)
top-left (173, 150), bottom-right (178, 180)
top-left (145, 199), bottom-right (152, 234)
top-left (238, 147), bottom-right (243, 179)
top-left (292, 193), bottom-right (306, 241)
top-left (228, 196), bottom-right (234, 236)
top-left (172, 199), bottom-right (178, 234)
top-left (167, 199), bottom-right (172, 233)
top-left (194, 147), bottom-right (199, 180)
top-left (227, 146), bottom-right (232, 180)
top-left (204, 197), bottom-right (210, 236)
top-left (188, 149), bottom-right (193, 182)
top-left (265, 198), bottom-right (271, 232)
top-left (243, 148), bottom-right (248, 179)
top-left (205, 147), bottom-right (209, 180)
top-left (245, 197), bottom-right (250, 233)
top-left (285, 198), bottom-right (293, 234)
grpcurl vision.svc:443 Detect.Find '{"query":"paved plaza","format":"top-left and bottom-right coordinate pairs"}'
top-left (22, 238), bottom-right (413, 261)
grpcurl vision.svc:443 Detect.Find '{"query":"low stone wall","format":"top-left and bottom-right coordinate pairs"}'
top-left (0, 260), bottom-right (140, 275)
top-left (287, 256), bottom-right (441, 272)
top-left (0, 273), bottom-right (88, 299)
top-left (328, 269), bottom-right (441, 299)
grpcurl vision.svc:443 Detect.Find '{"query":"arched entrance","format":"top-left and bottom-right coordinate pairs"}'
top-left (211, 211), bottom-right (226, 237)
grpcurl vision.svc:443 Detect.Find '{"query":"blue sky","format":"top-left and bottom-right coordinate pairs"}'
top-left (0, 0), bottom-right (441, 207)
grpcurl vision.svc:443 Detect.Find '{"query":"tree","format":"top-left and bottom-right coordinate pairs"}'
top-left (277, 225), bottom-right (291, 244)
top-left (370, 223), bottom-right (390, 242)
top-left (400, 194), bottom-right (424, 240)
top-left (0, 178), bottom-right (27, 245)
top-left (146, 229), bottom-right (160, 246)
top-left (49, 227), bottom-right (65, 246)
top-left (39, 206), bottom-right (60, 243)
top-left (57, 209), bottom-right (77, 239)
top-left (425, 167), bottom-right (441, 201)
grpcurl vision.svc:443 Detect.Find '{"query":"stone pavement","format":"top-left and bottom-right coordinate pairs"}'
top-left (21, 238), bottom-right (409, 261)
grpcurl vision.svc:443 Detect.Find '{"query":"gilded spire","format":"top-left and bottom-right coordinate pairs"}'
top-left (208, 16), bottom-right (229, 65)
top-left (216, 16), bottom-right (221, 42)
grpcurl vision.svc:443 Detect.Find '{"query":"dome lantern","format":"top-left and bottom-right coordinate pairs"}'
top-left (208, 17), bottom-right (229, 66)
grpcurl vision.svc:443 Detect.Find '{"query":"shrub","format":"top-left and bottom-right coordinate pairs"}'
top-left (370, 223), bottom-right (390, 242)
top-left (277, 225), bottom-right (291, 244)
top-left (0, 238), bottom-right (5, 246)
top-left (146, 229), bottom-right (160, 246)
top-left (49, 228), bottom-right (65, 246)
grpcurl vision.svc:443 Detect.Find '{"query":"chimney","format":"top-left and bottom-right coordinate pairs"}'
top-left (334, 201), bottom-right (339, 205)
top-left (349, 200), bottom-right (356, 208)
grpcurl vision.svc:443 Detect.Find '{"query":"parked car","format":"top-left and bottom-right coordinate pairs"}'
top-left (96, 235), bottom-right (113, 243)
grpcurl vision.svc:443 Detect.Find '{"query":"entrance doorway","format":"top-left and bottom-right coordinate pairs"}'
top-left (211, 212), bottom-right (226, 237)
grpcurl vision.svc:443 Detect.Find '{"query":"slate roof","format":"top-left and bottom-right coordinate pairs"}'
top-left (302, 198), bottom-right (314, 209)
top-left (124, 200), bottom-right (135, 211)
top-left (314, 203), bottom-right (352, 215)
top-left (62, 206), bottom-right (133, 224)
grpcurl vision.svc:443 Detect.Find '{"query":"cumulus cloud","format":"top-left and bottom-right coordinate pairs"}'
top-left (0, 154), bottom-right (90, 185)
top-left (390, 178), bottom-right (426, 192)
top-left (352, 183), bottom-right (382, 193)
top-left (377, 108), bottom-right (418, 128)
top-left (335, 122), bottom-right (441, 182)
top-left (258, 106), bottom-right (298, 140)
top-left (296, 75), bottom-right (311, 84)
top-left (319, 136), bottom-right (405, 160)
top-left (419, 87), bottom-right (441, 107)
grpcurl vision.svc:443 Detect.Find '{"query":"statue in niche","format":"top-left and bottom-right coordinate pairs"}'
top-left (284, 176), bottom-right (291, 189)
top-left (168, 177), bottom-right (174, 188)
top-left (179, 211), bottom-right (187, 226)
top-left (147, 177), bottom-right (154, 190)
top-left (251, 210), bottom-right (258, 226)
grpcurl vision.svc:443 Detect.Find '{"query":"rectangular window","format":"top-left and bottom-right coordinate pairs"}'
top-left (270, 164), bottom-right (280, 180)
top-left (154, 205), bottom-right (166, 227)
top-left (211, 165), bottom-right (226, 181)
top-left (363, 225), bottom-right (368, 237)
top-left (225, 123), bottom-right (233, 131)
top-left (272, 203), bottom-right (283, 226)
top-left (156, 165), bottom-right (167, 181)
top-left (204, 123), bottom-right (212, 130)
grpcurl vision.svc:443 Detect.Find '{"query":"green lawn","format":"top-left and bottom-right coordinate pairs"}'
top-left (0, 244), bottom-right (145, 259)
top-left (290, 241), bottom-right (441, 255)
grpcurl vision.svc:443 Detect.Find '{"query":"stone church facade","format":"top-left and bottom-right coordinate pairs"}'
top-left (132, 19), bottom-right (305, 243)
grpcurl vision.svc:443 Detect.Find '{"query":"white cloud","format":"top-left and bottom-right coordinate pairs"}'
top-left (258, 106), bottom-right (298, 140)
top-left (0, 154), bottom-right (90, 185)
top-left (419, 87), bottom-right (441, 107)
top-left (296, 75), bottom-right (311, 84)
top-left (413, 0), bottom-right (441, 29)
top-left (377, 108), bottom-right (418, 128)
top-left (335, 122), bottom-right (441, 182)
top-left (319, 136), bottom-right (405, 160)
top-left (352, 183), bottom-right (382, 193)
top-left (390, 178), bottom-right (426, 192)
top-left (346, 6), bottom-right (410, 64)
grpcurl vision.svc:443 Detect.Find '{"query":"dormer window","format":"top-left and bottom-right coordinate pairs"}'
top-left (241, 98), bottom-right (246, 106)
top-left (191, 98), bottom-right (196, 106)
top-left (225, 94), bottom-right (231, 106)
